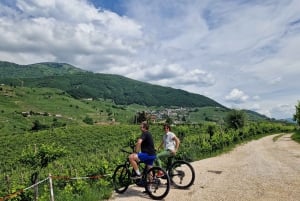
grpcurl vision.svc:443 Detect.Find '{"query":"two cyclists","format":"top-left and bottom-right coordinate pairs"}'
top-left (128, 122), bottom-right (181, 178)
top-left (114, 122), bottom-right (194, 199)
top-left (115, 122), bottom-right (171, 199)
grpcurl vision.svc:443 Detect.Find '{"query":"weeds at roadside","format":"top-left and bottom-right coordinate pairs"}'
top-left (273, 134), bottom-right (285, 142)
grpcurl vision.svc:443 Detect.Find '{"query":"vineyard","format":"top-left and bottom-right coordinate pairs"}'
top-left (0, 122), bottom-right (295, 201)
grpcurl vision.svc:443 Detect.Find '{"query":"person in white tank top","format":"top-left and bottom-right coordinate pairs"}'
top-left (156, 124), bottom-right (180, 169)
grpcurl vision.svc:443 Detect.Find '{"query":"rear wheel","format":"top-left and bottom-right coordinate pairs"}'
top-left (168, 160), bottom-right (195, 189)
top-left (145, 167), bottom-right (170, 200)
top-left (112, 164), bottom-right (131, 193)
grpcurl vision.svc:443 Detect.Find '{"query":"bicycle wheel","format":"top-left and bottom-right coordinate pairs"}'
top-left (168, 160), bottom-right (195, 189)
top-left (112, 164), bottom-right (131, 193)
top-left (145, 167), bottom-right (170, 200)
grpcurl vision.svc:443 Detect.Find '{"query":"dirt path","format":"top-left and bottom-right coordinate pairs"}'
top-left (109, 134), bottom-right (300, 201)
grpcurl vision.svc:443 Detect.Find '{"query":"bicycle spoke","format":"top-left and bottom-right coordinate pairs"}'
top-left (169, 161), bottom-right (195, 189)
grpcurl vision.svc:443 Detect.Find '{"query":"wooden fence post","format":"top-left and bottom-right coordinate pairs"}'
top-left (49, 174), bottom-right (55, 201)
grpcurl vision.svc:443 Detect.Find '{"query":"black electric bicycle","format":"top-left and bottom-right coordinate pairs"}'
top-left (112, 145), bottom-right (171, 200)
top-left (161, 131), bottom-right (195, 189)
top-left (163, 156), bottom-right (195, 189)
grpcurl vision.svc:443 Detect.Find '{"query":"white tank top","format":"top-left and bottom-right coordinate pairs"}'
top-left (163, 132), bottom-right (176, 151)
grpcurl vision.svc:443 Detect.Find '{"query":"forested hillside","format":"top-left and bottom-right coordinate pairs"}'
top-left (0, 61), bottom-right (224, 108)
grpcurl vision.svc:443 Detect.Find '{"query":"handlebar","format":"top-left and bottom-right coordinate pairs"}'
top-left (120, 138), bottom-right (136, 154)
top-left (120, 148), bottom-right (133, 155)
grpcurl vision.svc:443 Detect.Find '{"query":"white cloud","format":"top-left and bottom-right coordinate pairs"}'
top-left (0, 0), bottom-right (143, 70)
top-left (225, 88), bottom-right (249, 103)
top-left (143, 65), bottom-right (215, 89)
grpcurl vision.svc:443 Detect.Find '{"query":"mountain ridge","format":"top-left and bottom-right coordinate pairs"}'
top-left (0, 60), bottom-right (225, 108)
top-left (0, 61), bottom-right (85, 78)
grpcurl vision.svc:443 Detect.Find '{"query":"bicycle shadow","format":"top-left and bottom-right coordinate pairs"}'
top-left (111, 185), bottom-right (153, 200)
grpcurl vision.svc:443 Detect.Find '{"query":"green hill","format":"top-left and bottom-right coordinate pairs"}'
top-left (0, 85), bottom-right (140, 135)
top-left (0, 61), bottom-right (85, 78)
top-left (0, 61), bottom-right (271, 129)
top-left (0, 61), bottom-right (224, 108)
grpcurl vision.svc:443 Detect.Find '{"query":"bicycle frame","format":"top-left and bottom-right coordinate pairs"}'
top-left (113, 146), bottom-right (171, 199)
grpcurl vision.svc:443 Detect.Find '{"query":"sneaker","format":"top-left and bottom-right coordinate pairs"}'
top-left (157, 170), bottom-right (164, 178)
top-left (130, 173), bottom-right (142, 180)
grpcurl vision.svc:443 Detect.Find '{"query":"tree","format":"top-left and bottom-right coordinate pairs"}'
top-left (293, 101), bottom-right (300, 126)
top-left (83, 116), bottom-right (94, 125)
top-left (207, 124), bottom-right (216, 139)
top-left (165, 116), bottom-right (173, 125)
top-left (225, 109), bottom-right (247, 129)
top-left (136, 111), bottom-right (147, 123)
top-left (31, 120), bottom-right (49, 131)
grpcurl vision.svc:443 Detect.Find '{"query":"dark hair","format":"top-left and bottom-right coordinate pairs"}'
top-left (163, 123), bottom-right (171, 131)
top-left (141, 121), bottom-right (149, 130)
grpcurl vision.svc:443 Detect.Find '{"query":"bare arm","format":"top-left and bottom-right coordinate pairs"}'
top-left (135, 138), bottom-right (142, 153)
top-left (172, 135), bottom-right (180, 155)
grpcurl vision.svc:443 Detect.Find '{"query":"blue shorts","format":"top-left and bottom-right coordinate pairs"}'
top-left (138, 152), bottom-right (156, 165)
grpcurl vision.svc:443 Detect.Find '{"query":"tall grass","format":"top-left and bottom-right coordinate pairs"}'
top-left (291, 130), bottom-right (300, 143)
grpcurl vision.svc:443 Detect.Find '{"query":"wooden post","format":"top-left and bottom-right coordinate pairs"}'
top-left (49, 174), bottom-right (55, 201)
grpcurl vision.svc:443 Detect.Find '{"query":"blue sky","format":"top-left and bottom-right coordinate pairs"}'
top-left (1, 0), bottom-right (300, 119)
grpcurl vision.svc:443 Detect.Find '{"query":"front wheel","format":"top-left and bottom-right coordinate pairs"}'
top-left (112, 164), bottom-right (131, 193)
top-left (145, 167), bottom-right (170, 200)
top-left (168, 160), bottom-right (195, 189)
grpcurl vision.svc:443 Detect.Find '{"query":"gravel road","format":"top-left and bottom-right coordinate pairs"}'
top-left (109, 133), bottom-right (300, 201)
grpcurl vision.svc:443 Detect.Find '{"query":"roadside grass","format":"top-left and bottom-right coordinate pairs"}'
top-left (272, 130), bottom-right (300, 144)
top-left (273, 133), bottom-right (286, 142)
top-left (196, 133), bottom-right (273, 160)
top-left (291, 130), bottom-right (300, 143)
top-left (198, 132), bottom-right (295, 162)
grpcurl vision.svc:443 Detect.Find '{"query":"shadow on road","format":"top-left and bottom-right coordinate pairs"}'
top-left (111, 187), bottom-right (152, 200)
top-left (207, 170), bottom-right (223, 174)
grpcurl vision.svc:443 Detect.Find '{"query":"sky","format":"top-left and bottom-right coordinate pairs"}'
top-left (0, 0), bottom-right (300, 119)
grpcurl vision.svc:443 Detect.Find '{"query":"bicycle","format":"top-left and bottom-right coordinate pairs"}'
top-left (112, 144), bottom-right (171, 200)
top-left (158, 155), bottom-right (195, 189)
top-left (159, 131), bottom-right (195, 189)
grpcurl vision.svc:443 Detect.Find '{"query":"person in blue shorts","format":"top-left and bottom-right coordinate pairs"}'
top-left (129, 121), bottom-right (156, 179)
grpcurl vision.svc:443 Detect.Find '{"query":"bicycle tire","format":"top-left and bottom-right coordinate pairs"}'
top-left (145, 167), bottom-right (170, 200)
top-left (112, 164), bottom-right (131, 193)
top-left (168, 160), bottom-right (195, 189)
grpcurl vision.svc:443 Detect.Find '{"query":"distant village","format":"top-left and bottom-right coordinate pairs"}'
top-left (136, 107), bottom-right (194, 124)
